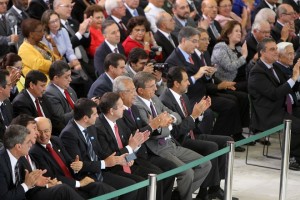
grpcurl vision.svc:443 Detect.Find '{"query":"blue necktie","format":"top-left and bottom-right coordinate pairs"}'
top-left (133, 9), bottom-right (138, 17)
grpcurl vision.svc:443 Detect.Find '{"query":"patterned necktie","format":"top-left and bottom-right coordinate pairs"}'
top-left (114, 124), bottom-right (131, 173)
top-left (127, 108), bottom-right (135, 122)
top-left (114, 47), bottom-right (118, 53)
top-left (14, 160), bottom-right (21, 186)
top-left (168, 35), bottom-right (176, 48)
top-left (189, 56), bottom-right (194, 65)
top-left (200, 53), bottom-right (207, 66)
top-left (46, 144), bottom-right (73, 178)
top-left (35, 98), bottom-right (43, 117)
top-left (64, 90), bottom-right (74, 110)
top-left (150, 102), bottom-right (157, 117)
top-left (83, 129), bottom-right (103, 181)
top-left (119, 21), bottom-right (127, 31)
top-left (180, 96), bottom-right (195, 140)
top-left (210, 23), bottom-right (220, 39)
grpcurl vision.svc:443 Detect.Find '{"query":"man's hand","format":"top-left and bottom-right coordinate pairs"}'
top-left (148, 115), bottom-right (160, 130)
top-left (70, 155), bottom-right (83, 172)
top-left (10, 34), bottom-right (19, 43)
top-left (78, 17), bottom-right (92, 35)
top-left (292, 59), bottom-right (300, 81)
top-left (47, 178), bottom-right (62, 188)
top-left (9, 68), bottom-right (21, 85)
top-left (157, 112), bottom-right (173, 128)
top-left (79, 176), bottom-right (94, 187)
top-left (281, 24), bottom-right (290, 41)
top-left (128, 130), bottom-right (149, 149)
top-left (217, 81), bottom-right (236, 90)
top-left (153, 70), bottom-right (162, 82)
top-left (104, 152), bottom-right (127, 167)
top-left (24, 169), bottom-right (47, 188)
top-left (198, 18), bottom-right (211, 30)
top-left (193, 66), bottom-right (211, 81)
top-left (191, 96), bottom-right (211, 119)
top-left (143, 63), bottom-right (154, 73)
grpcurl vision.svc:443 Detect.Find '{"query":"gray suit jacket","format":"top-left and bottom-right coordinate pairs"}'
top-left (133, 95), bottom-right (181, 154)
top-left (0, 13), bottom-right (13, 57)
top-left (44, 82), bottom-right (77, 125)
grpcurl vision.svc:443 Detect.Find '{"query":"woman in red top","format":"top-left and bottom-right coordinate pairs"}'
top-left (122, 16), bottom-right (162, 60)
top-left (84, 5), bottom-right (105, 58)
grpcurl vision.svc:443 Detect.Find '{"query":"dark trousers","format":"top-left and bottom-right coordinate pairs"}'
top-left (77, 181), bottom-right (116, 199)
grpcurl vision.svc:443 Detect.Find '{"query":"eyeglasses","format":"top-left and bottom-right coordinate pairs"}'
top-left (257, 29), bottom-right (271, 34)
top-left (11, 66), bottom-right (23, 70)
top-left (59, 3), bottom-right (74, 9)
top-left (188, 38), bottom-right (200, 43)
top-left (219, 4), bottom-right (232, 8)
top-left (121, 88), bottom-right (136, 94)
top-left (282, 12), bottom-right (296, 16)
top-left (199, 38), bottom-right (211, 42)
top-left (206, 6), bottom-right (217, 9)
top-left (38, 129), bottom-right (51, 134)
top-left (133, 28), bottom-right (146, 33)
top-left (145, 84), bottom-right (156, 89)
top-left (49, 18), bottom-right (60, 25)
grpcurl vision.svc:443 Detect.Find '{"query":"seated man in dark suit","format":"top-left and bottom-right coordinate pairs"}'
top-left (0, 70), bottom-right (13, 145)
top-left (44, 61), bottom-right (77, 126)
top-left (154, 11), bottom-right (178, 62)
top-left (160, 67), bottom-right (237, 200)
top-left (248, 38), bottom-right (300, 171)
top-left (94, 20), bottom-right (125, 76)
top-left (0, 124), bottom-right (84, 200)
top-left (122, 0), bottom-right (146, 26)
top-left (274, 42), bottom-right (300, 117)
top-left (112, 76), bottom-right (177, 200)
top-left (133, 71), bottom-right (212, 200)
top-left (88, 53), bottom-right (126, 98)
top-left (166, 27), bottom-right (247, 149)
top-left (31, 117), bottom-right (116, 199)
top-left (60, 98), bottom-right (138, 200)
top-left (12, 70), bottom-right (64, 135)
top-left (105, 0), bottom-right (127, 43)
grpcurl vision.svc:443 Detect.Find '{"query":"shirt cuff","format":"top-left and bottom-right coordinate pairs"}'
top-left (21, 183), bottom-right (29, 192)
top-left (191, 76), bottom-right (196, 84)
top-left (75, 32), bottom-right (82, 40)
top-left (189, 115), bottom-right (195, 122)
top-left (170, 114), bottom-right (177, 123)
top-left (126, 145), bottom-right (133, 153)
top-left (288, 78), bottom-right (295, 88)
top-left (75, 181), bottom-right (80, 188)
top-left (101, 160), bottom-right (106, 169)
top-left (83, 32), bottom-right (90, 38)
top-left (156, 79), bottom-right (162, 86)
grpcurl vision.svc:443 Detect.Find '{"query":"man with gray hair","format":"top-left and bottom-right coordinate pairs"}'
top-left (246, 20), bottom-right (271, 63)
top-left (133, 71), bottom-right (211, 200)
top-left (254, 8), bottom-right (276, 28)
top-left (105, 0), bottom-right (128, 43)
top-left (154, 11), bottom-right (178, 61)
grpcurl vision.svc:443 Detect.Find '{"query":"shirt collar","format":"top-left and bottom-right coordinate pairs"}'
top-left (261, 59), bottom-right (274, 69)
top-left (157, 29), bottom-right (171, 38)
top-left (105, 39), bottom-right (118, 52)
top-left (103, 114), bottom-right (116, 131)
top-left (111, 15), bottom-right (121, 23)
top-left (124, 3), bottom-right (136, 15)
top-left (26, 89), bottom-right (37, 102)
top-left (277, 61), bottom-right (291, 68)
top-left (174, 15), bottom-right (187, 27)
top-left (128, 64), bottom-right (137, 75)
top-left (7, 149), bottom-right (18, 173)
top-left (169, 88), bottom-right (181, 102)
top-left (105, 72), bottom-right (114, 82)
top-left (137, 95), bottom-right (152, 109)
top-left (264, 0), bottom-right (276, 9)
top-left (178, 46), bottom-right (191, 62)
top-left (52, 83), bottom-right (65, 95)
top-left (12, 5), bottom-right (22, 15)
top-left (41, 140), bottom-right (53, 149)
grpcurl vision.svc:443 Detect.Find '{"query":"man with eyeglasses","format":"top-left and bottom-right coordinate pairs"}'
top-left (246, 20), bottom-right (271, 63)
top-left (0, 69), bottom-right (13, 146)
top-left (271, 4), bottom-right (299, 51)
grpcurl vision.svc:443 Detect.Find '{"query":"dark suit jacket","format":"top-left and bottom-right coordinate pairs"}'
top-left (60, 120), bottom-right (105, 181)
top-left (0, 99), bottom-right (13, 142)
top-left (94, 41), bottom-right (125, 76)
top-left (107, 15), bottom-right (127, 43)
top-left (154, 30), bottom-right (178, 62)
top-left (248, 60), bottom-right (293, 131)
top-left (246, 33), bottom-right (258, 63)
top-left (0, 148), bottom-right (26, 200)
top-left (252, 0), bottom-right (279, 22)
top-left (29, 137), bottom-right (80, 188)
top-left (271, 21), bottom-right (299, 51)
top-left (87, 73), bottom-right (112, 98)
top-left (166, 48), bottom-right (207, 105)
top-left (44, 83), bottom-right (77, 126)
top-left (27, 0), bottom-right (49, 20)
top-left (71, 0), bottom-right (86, 23)
top-left (159, 88), bottom-right (195, 143)
top-left (122, 7), bottom-right (145, 27)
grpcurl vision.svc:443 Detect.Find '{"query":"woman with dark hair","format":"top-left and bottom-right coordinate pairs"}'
top-left (84, 5), bottom-right (105, 57)
top-left (41, 10), bottom-right (81, 70)
top-left (211, 20), bottom-right (248, 91)
top-left (18, 18), bottom-right (61, 78)
top-left (0, 53), bottom-right (23, 100)
top-left (122, 16), bottom-right (162, 60)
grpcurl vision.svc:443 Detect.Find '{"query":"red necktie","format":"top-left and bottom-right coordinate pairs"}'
top-left (114, 124), bottom-right (131, 174)
top-left (35, 98), bottom-right (43, 117)
top-left (46, 144), bottom-right (73, 178)
top-left (286, 95), bottom-right (293, 114)
top-left (64, 90), bottom-right (74, 109)
top-left (180, 96), bottom-right (195, 140)
top-left (189, 56), bottom-right (194, 65)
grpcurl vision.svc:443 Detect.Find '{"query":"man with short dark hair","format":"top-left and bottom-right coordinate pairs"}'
top-left (88, 53), bottom-right (126, 98)
top-left (60, 98), bottom-right (138, 200)
top-left (248, 38), bottom-right (300, 170)
top-left (0, 70), bottom-right (13, 144)
top-left (94, 20), bottom-right (125, 76)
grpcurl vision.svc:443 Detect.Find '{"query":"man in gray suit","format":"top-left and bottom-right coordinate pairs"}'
top-left (133, 71), bottom-right (211, 200)
top-left (44, 61), bottom-right (77, 126)
top-left (0, 0), bottom-right (19, 58)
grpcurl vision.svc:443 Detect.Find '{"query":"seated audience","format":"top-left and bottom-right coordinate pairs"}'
top-left (18, 18), bottom-right (61, 78)
top-left (84, 5), bottom-right (105, 58)
top-left (94, 20), bottom-right (125, 76)
top-left (88, 53), bottom-right (126, 98)
top-left (122, 16), bottom-right (162, 60)
top-left (211, 20), bottom-right (248, 92)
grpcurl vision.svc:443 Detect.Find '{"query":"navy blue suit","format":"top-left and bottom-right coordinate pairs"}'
top-left (87, 73), bottom-right (113, 99)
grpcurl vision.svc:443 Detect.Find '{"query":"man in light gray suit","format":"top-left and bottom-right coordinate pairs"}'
top-left (133, 71), bottom-right (211, 200)
top-left (44, 61), bottom-right (77, 126)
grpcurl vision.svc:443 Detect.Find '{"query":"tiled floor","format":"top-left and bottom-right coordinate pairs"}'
top-left (220, 134), bottom-right (300, 200)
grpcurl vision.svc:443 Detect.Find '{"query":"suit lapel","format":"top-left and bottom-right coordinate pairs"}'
top-left (100, 114), bottom-right (120, 149)
top-left (71, 120), bottom-right (88, 147)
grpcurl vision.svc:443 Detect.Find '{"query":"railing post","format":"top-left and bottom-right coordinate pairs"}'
top-left (279, 119), bottom-right (292, 200)
top-left (147, 174), bottom-right (157, 200)
top-left (224, 141), bottom-right (235, 200)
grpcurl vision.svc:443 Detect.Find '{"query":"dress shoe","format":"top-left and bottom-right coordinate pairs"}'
top-left (289, 157), bottom-right (300, 171)
top-left (247, 141), bottom-right (256, 146)
top-left (256, 138), bottom-right (271, 146)
top-left (232, 134), bottom-right (245, 142)
top-left (235, 146), bottom-right (245, 152)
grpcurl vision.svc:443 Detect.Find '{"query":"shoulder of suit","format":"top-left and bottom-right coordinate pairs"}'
top-left (144, 5), bottom-right (152, 13)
